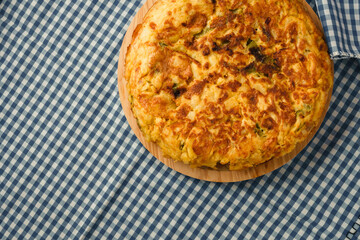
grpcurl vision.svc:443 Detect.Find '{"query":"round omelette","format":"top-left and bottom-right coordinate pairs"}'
top-left (125, 0), bottom-right (333, 170)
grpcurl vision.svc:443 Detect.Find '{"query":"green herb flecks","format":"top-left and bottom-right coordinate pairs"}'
top-left (304, 104), bottom-right (312, 111)
top-left (295, 110), bottom-right (304, 117)
top-left (246, 39), bottom-right (257, 49)
top-left (296, 123), bottom-right (305, 132)
top-left (296, 104), bottom-right (312, 118)
top-left (246, 39), bottom-right (280, 76)
top-left (254, 123), bottom-right (265, 137)
top-left (180, 141), bottom-right (185, 150)
top-left (172, 83), bottom-right (181, 98)
top-left (159, 42), bottom-right (168, 48)
top-left (194, 26), bottom-right (211, 39)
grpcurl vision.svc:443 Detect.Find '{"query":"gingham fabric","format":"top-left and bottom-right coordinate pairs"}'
top-left (0, 0), bottom-right (359, 239)
top-left (315, 0), bottom-right (360, 59)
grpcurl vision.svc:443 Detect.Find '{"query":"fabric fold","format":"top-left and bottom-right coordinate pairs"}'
top-left (315, 0), bottom-right (360, 59)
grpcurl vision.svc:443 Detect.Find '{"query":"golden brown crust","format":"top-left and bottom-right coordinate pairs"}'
top-left (125, 0), bottom-right (333, 170)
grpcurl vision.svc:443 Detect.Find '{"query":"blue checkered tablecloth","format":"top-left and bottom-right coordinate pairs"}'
top-left (315, 0), bottom-right (360, 59)
top-left (1, 0), bottom-right (359, 239)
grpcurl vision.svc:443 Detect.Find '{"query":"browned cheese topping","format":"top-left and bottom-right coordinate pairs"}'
top-left (125, 0), bottom-right (333, 170)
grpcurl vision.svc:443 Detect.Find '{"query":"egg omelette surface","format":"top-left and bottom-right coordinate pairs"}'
top-left (125, 0), bottom-right (333, 170)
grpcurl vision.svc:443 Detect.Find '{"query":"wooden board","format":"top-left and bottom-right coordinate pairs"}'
top-left (117, 0), bottom-right (333, 182)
